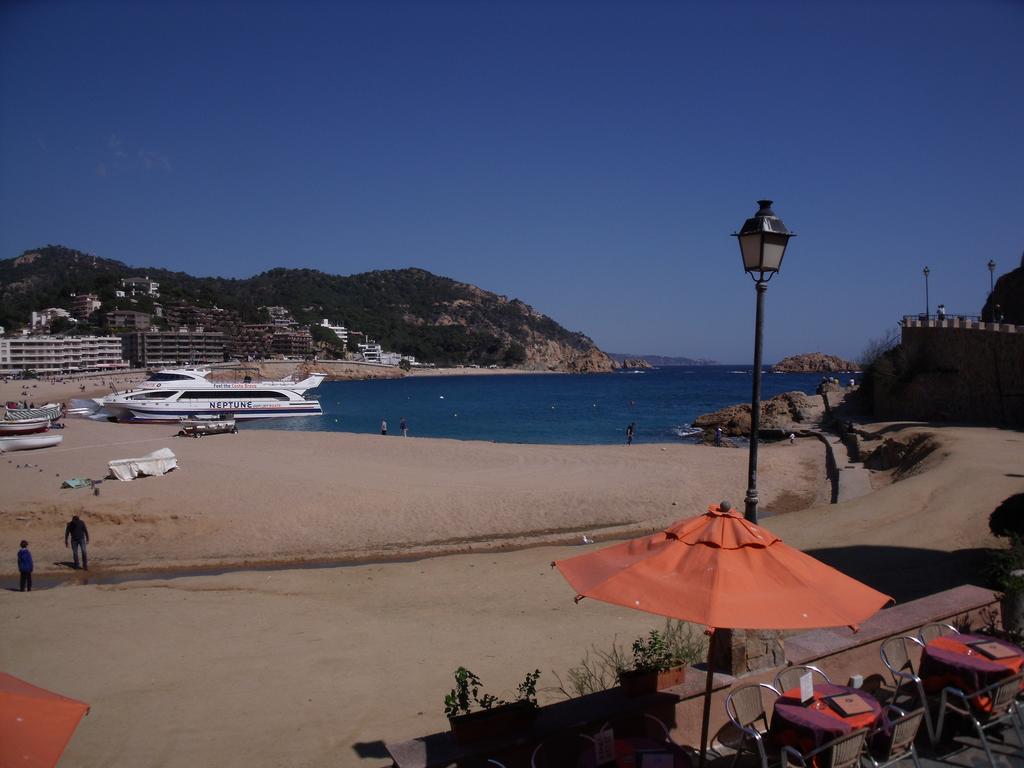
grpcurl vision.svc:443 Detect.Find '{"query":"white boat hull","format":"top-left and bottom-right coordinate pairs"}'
top-left (0, 433), bottom-right (63, 452)
top-left (0, 416), bottom-right (51, 435)
top-left (101, 401), bottom-right (321, 422)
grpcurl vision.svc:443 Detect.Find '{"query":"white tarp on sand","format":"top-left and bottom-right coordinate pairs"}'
top-left (108, 447), bottom-right (178, 481)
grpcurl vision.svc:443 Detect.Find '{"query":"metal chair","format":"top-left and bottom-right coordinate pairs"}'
top-left (774, 664), bottom-right (832, 694)
top-left (780, 727), bottom-right (868, 768)
top-left (571, 714), bottom-right (679, 766)
top-left (879, 636), bottom-right (933, 742)
top-left (571, 721), bottom-right (616, 768)
top-left (917, 622), bottom-right (959, 645)
top-left (641, 712), bottom-right (681, 746)
top-left (861, 706), bottom-right (925, 768)
top-left (934, 672), bottom-right (1024, 767)
top-left (723, 682), bottom-right (782, 768)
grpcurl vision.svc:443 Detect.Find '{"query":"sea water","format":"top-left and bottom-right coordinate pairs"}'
top-left (246, 366), bottom-right (859, 445)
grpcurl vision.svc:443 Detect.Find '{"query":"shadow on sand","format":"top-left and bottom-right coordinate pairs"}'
top-left (805, 545), bottom-right (993, 604)
top-left (351, 740), bottom-right (389, 760)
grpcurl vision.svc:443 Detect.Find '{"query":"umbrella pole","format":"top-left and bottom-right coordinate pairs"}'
top-left (699, 628), bottom-right (717, 768)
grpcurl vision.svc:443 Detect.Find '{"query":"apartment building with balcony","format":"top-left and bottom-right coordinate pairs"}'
top-left (106, 310), bottom-right (152, 331)
top-left (319, 319), bottom-right (348, 344)
top-left (163, 305), bottom-right (240, 332)
top-left (358, 342), bottom-right (383, 364)
top-left (70, 293), bottom-right (102, 320)
top-left (0, 335), bottom-right (128, 375)
top-left (230, 324), bottom-right (313, 360)
top-left (120, 329), bottom-right (227, 368)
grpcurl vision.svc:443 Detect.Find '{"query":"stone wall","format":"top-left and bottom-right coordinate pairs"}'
top-left (874, 323), bottom-right (1024, 426)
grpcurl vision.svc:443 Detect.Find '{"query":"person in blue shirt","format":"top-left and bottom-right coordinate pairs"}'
top-left (18, 540), bottom-right (33, 592)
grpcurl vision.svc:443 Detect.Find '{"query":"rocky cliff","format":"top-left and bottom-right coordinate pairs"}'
top-left (771, 353), bottom-right (859, 373)
top-left (693, 391), bottom-right (818, 436)
top-left (981, 262), bottom-right (1023, 324)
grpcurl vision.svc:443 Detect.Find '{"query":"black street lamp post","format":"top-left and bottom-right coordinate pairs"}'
top-left (733, 200), bottom-right (795, 524)
top-left (988, 260), bottom-right (996, 295)
top-left (923, 267), bottom-right (930, 318)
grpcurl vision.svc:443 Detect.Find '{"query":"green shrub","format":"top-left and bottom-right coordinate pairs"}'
top-left (443, 667), bottom-right (540, 718)
top-left (985, 533), bottom-right (1024, 595)
top-left (989, 494), bottom-right (1024, 539)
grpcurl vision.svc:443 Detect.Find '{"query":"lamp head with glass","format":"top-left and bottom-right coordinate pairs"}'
top-left (733, 199), bottom-right (795, 280)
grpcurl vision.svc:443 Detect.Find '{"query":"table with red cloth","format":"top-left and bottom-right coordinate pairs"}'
top-left (919, 633), bottom-right (1024, 712)
top-left (768, 683), bottom-right (882, 759)
top-left (576, 736), bottom-right (691, 768)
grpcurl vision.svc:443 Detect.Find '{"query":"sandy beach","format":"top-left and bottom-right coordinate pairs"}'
top-left (0, 406), bottom-right (825, 575)
top-left (2, 373), bottom-right (1023, 767)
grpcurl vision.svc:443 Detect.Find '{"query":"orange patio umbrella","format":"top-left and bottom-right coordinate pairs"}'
top-left (0, 672), bottom-right (90, 768)
top-left (554, 503), bottom-right (893, 765)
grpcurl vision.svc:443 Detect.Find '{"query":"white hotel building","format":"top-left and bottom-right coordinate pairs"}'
top-left (319, 319), bottom-right (348, 344)
top-left (0, 335), bottom-right (129, 376)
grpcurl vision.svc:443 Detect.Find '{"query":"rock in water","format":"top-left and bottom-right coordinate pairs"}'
top-left (693, 391), bottom-right (816, 437)
top-left (771, 353), bottom-right (859, 373)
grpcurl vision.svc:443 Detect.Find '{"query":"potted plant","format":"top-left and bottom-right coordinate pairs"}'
top-left (991, 539), bottom-right (1024, 638)
top-left (616, 629), bottom-right (687, 696)
top-left (987, 498), bottom-right (1024, 638)
top-left (443, 667), bottom-right (541, 745)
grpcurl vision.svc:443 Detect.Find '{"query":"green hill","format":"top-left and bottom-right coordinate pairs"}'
top-left (0, 245), bottom-right (614, 371)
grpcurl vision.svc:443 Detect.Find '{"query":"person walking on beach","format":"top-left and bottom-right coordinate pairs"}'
top-left (715, 426), bottom-right (722, 447)
top-left (18, 540), bottom-right (33, 592)
top-left (400, 417), bottom-right (408, 437)
top-left (380, 419), bottom-right (388, 436)
top-left (65, 514), bottom-right (89, 570)
top-left (789, 432), bottom-right (795, 445)
top-left (626, 422), bottom-right (635, 446)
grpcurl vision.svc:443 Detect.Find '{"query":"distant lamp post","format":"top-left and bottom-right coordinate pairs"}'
top-left (988, 259), bottom-right (996, 294)
top-left (733, 200), bottom-right (795, 524)
top-left (923, 266), bottom-right (930, 318)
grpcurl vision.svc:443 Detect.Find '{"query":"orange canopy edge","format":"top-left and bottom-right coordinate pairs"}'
top-left (0, 672), bottom-right (90, 768)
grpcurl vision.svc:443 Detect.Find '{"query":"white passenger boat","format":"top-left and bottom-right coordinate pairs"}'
top-left (95, 368), bottom-right (325, 422)
top-left (0, 433), bottom-right (63, 452)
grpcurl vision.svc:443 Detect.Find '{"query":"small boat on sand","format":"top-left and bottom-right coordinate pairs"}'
top-left (177, 414), bottom-right (238, 438)
top-left (0, 416), bottom-right (52, 435)
top-left (0, 433), bottom-right (64, 452)
top-left (4, 403), bottom-right (65, 421)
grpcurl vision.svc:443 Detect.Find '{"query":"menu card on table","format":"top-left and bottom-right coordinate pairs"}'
top-left (826, 693), bottom-right (873, 717)
top-left (970, 641), bottom-right (1018, 660)
top-left (593, 728), bottom-right (615, 766)
top-left (799, 672), bottom-right (814, 705)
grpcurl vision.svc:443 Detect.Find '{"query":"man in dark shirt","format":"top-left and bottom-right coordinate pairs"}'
top-left (65, 514), bottom-right (89, 570)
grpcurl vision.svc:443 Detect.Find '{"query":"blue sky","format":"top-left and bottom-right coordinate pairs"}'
top-left (1, 1), bottom-right (1021, 363)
